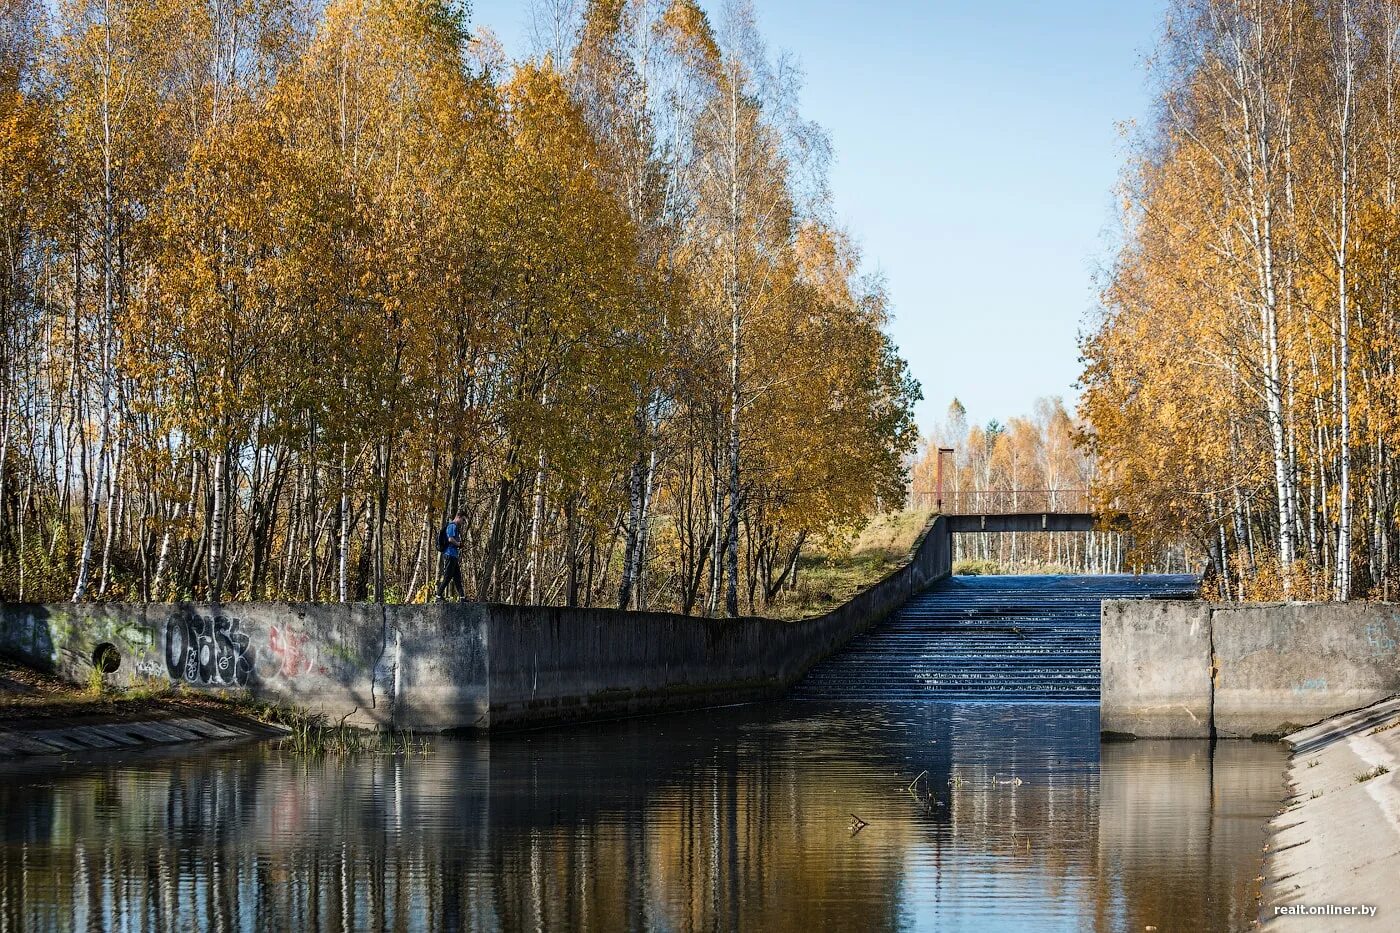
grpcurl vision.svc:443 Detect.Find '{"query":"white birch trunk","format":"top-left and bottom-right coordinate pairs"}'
top-left (1334, 0), bottom-right (1355, 600)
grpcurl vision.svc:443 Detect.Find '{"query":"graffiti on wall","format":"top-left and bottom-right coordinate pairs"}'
top-left (1366, 618), bottom-right (1399, 658)
top-left (266, 625), bottom-right (316, 679)
top-left (95, 617), bottom-right (153, 655)
top-left (134, 658), bottom-right (165, 678)
top-left (165, 615), bottom-right (256, 687)
top-left (1292, 677), bottom-right (1329, 695)
top-left (158, 614), bottom-right (328, 688)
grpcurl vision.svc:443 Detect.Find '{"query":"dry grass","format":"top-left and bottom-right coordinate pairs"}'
top-left (954, 558), bottom-right (1076, 576)
top-left (766, 509), bottom-right (934, 620)
top-left (247, 703), bottom-right (431, 757)
top-left (1, 658), bottom-right (233, 726)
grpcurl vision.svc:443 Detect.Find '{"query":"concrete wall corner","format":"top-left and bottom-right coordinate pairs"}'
top-left (1100, 599), bottom-right (1213, 738)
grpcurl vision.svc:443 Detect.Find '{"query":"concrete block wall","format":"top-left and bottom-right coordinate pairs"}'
top-left (0, 600), bottom-right (442, 729)
top-left (1100, 600), bottom-right (1214, 739)
top-left (1, 516), bottom-right (951, 731)
top-left (1102, 599), bottom-right (1400, 738)
top-left (1212, 603), bottom-right (1400, 738)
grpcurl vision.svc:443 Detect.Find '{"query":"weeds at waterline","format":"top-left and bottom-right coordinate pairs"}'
top-left (252, 704), bottom-right (433, 758)
top-left (1354, 765), bottom-right (1390, 783)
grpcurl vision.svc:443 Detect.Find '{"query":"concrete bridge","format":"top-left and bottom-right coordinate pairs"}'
top-left (916, 488), bottom-right (1123, 534)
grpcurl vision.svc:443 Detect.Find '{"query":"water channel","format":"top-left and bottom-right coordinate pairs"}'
top-left (0, 576), bottom-right (1287, 932)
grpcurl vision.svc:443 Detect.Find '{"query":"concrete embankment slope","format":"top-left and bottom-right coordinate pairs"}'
top-left (1102, 601), bottom-right (1400, 738)
top-left (1262, 697), bottom-right (1400, 930)
top-left (0, 517), bottom-right (951, 732)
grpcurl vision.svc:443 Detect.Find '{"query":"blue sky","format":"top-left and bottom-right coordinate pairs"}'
top-left (466, 0), bottom-right (1169, 435)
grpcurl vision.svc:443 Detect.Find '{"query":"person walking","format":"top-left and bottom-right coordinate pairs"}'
top-left (436, 511), bottom-right (465, 601)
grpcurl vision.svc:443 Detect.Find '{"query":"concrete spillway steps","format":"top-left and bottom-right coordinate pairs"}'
top-left (790, 573), bottom-right (1198, 703)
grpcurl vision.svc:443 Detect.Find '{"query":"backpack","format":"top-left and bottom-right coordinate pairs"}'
top-left (436, 525), bottom-right (450, 553)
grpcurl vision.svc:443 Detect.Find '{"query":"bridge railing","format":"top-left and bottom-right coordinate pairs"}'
top-left (908, 488), bottom-right (1095, 515)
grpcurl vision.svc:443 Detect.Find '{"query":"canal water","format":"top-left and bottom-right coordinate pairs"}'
top-left (0, 702), bottom-right (1284, 932)
top-left (0, 576), bottom-right (1286, 931)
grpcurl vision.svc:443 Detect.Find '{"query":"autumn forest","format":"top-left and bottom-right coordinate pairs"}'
top-left (1084, 0), bottom-right (1400, 601)
top-left (0, 0), bottom-right (919, 613)
top-left (7, 0), bottom-right (1400, 613)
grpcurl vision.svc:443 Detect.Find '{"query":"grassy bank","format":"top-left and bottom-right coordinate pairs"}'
top-left (0, 658), bottom-right (233, 725)
top-left (767, 509), bottom-right (934, 620)
top-left (953, 559), bottom-right (1078, 576)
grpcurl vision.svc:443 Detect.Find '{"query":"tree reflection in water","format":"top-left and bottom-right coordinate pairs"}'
top-left (0, 703), bottom-right (1284, 932)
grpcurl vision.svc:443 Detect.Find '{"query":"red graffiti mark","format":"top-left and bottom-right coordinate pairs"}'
top-left (267, 625), bottom-right (314, 679)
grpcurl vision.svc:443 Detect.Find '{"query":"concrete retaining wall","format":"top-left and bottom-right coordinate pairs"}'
top-left (1, 517), bottom-right (951, 731)
top-left (0, 600), bottom-right (469, 729)
top-left (1100, 600), bottom-right (1214, 739)
top-left (1102, 599), bottom-right (1400, 738)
